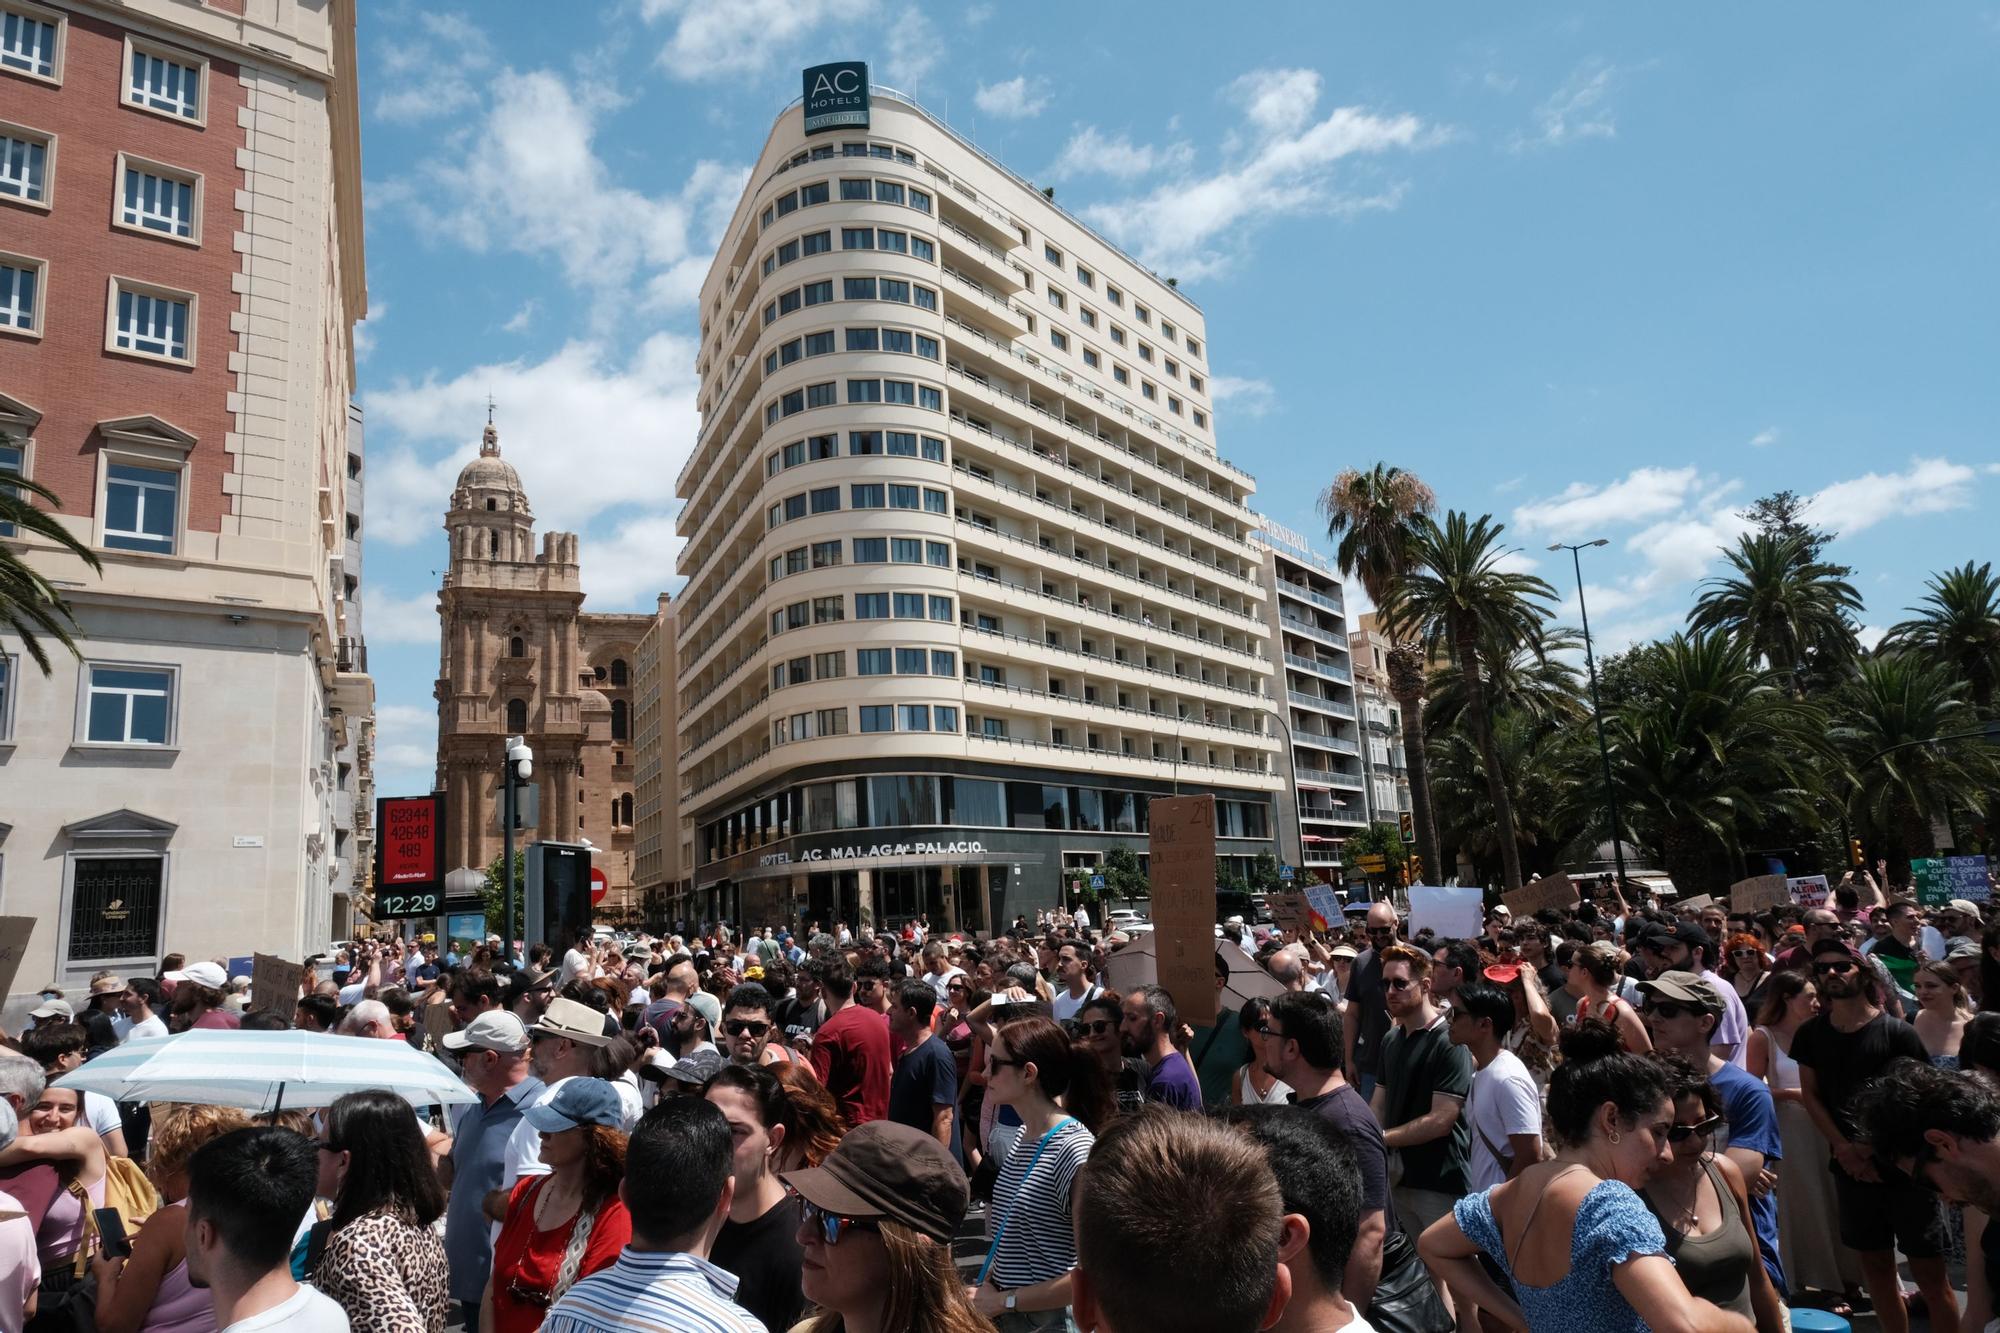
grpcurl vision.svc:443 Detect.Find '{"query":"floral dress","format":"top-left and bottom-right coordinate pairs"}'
top-left (1454, 1179), bottom-right (1669, 1333)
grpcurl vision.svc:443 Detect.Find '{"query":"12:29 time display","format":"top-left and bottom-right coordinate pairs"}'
top-left (375, 890), bottom-right (441, 919)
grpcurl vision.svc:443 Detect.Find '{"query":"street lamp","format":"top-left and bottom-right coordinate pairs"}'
top-left (503, 735), bottom-right (533, 964)
top-left (1263, 709), bottom-right (1314, 873)
top-left (1549, 540), bottom-right (1628, 895)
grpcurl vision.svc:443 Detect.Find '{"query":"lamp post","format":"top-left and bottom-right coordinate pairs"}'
top-left (1549, 540), bottom-right (1628, 894)
top-left (1263, 709), bottom-right (1313, 872)
top-left (502, 735), bottom-right (533, 965)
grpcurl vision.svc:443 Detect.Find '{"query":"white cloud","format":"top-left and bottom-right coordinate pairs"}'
top-left (1210, 375), bottom-right (1276, 417)
top-left (362, 334), bottom-right (699, 582)
top-left (372, 703), bottom-right (439, 800)
top-left (501, 300), bottom-right (539, 334)
top-left (641, 0), bottom-right (868, 78)
top-left (1514, 59), bottom-right (1619, 150)
top-left (1857, 624), bottom-right (1888, 652)
top-left (364, 587), bottom-right (440, 646)
top-left (353, 300), bottom-right (386, 362)
top-left (883, 6), bottom-right (941, 89)
top-left (372, 12), bottom-right (493, 124)
top-left (1749, 427), bottom-right (1780, 448)
top-left (1079, 69), bottom-right (1432, 279)
top-left (1513, 466), bottom-right (1702, 534)
top-left (975, 75), bottom-right (1051, 120)
top-left (1806, 456), bottom-right (1980, 537)
top-left (383, 70), bottom-right (745, 320)
top-left (581, 513), bottom-right (688, 605)
top-left (1049, 126), bottom-right (1195, 181)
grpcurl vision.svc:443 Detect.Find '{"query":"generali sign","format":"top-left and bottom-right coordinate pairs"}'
top-left (803, 61), bottom-right (869, 134)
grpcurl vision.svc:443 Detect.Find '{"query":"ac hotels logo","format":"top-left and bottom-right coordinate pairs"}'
top-left (803, 61), bottom-right (870, 134)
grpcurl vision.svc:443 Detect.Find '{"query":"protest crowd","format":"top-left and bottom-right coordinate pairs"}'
top-left (4, 859), bottom-right (2000, 1333)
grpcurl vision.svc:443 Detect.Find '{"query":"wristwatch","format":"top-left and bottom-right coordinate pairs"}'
top-left (1004, 1293), bottom-right (1018, 1312)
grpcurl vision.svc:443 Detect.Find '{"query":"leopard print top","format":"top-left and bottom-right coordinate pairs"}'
top-left (312, 1208), bottom-right (450, 1333)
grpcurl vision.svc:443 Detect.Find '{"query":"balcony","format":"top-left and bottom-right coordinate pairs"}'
top-left (1295, 767), bottom-right (1366, 791)
top-left (1277, 580), bottom-right (1344, 615)
top-left (1293, 730), bottom-right (1360, 756)
top-left (1288, 690), bottom-right (1357, 719)
top-left (1285, 652), bottom-right (1351, 683)
top-left (336, 636), bottom-right (368, 674)
top-left (1279, 615), bottom-right (1348, 650)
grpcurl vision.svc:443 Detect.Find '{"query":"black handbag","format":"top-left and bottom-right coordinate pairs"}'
top-left (1362, 1226), bottom-right (1454, 1333)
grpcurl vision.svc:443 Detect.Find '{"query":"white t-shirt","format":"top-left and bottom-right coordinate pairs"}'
top-left (1465, 1048), bottom-right (1542, 1191)
top-left (1073, 907), bottom-right (1090, 931)
top-left (560, 948), bottom-right (593, 984)
top-left (0, 1189), bottom-right (39, 1333)
top-left (125, 1013), bottom-right (168, 1042)
top-left (1051, 984), bottom-right (1102, 1023)
top-left (337, 981), bottom-right (366, 1006)
top-left (926, 967), bottom-right (965, 1002)
top-left (82, 1089), bottom-right (123, 1142)
top-left (221, 1283), bottom-right (350, 1332)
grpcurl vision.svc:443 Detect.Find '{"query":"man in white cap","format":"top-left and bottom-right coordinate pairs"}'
top-left (442, 1010), bottom-right (546, 1329)
top-left (161, 960), bottom-right (238, 1030)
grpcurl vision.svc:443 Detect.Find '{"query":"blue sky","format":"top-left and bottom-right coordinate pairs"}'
top-left (353, 2), bottom-right (2000, 800)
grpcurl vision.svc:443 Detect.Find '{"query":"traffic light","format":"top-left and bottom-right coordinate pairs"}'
top-left (1410, 853), bottom-right (1424, 885)
top-left (1848, 837), bottom-right (1864, 868)
top-left (1399, 863), bottom-right (1411, 887)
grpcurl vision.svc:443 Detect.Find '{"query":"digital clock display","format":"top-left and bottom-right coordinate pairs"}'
top-left (376, 890), bottom-right (442, 920)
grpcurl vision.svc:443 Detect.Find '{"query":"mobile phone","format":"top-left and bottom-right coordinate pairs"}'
top-left (94, 1207), bottom-right (130, 1259)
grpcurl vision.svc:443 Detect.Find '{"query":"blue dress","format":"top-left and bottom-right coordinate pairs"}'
top-left (1454, 1178), bottom-right (1671, 1333)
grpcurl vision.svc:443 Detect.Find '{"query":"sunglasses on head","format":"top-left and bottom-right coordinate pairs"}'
top-left (724, 1019), bottom-right (769, 1037)
top-left (1667, 1115), bottom-right (1724, 1144)
top-left (796, 1197), bottom-right (880, 1246)
top-left (1814, 958), bottom-right (1857, 975)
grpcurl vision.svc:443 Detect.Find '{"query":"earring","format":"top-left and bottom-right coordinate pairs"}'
top-left (1608, 1130), bottom-right (1621, 1145)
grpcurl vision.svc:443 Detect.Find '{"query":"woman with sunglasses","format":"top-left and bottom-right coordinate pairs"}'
top-left (310, 1088), bottom-right (450, 1333)
top-left (482, 1079), bottom-right (631, 1333)
top-left (1232, 996), bottom-right (1292, 1106)
top-left (783, 1119), bottom-right (993, 1333)
top-left (1721, 934), bottom-right (1771, 1012)
top-left (967, 1016), bottom-right (1108, 1330)
top-left (1639, 1056), bottom-right (1786, 1331)
top-left (1419, 1018), bottom-right (1754, 1333)
top-left (1074, 995), bottom-right (1147, 1116)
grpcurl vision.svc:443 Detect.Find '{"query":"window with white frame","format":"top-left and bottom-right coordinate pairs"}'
top-left (118, 159), bottom-right (197, 240)
top-left (109, 279), bottom-right (193, 361)
top-left (81, 663), bottom-right (174, 745)
top-left (102, 461), bottom-right (178, 553)
top-left (0, 255), bottom-right (40, 334)
top-left (0, 125), bottom-right (49, 202)
top-left (0, 438), bottom-right (21, 537)
top-left (125, 39), bottom-right (202, 121)
top-left (0, 4), bottom-right (60, 80)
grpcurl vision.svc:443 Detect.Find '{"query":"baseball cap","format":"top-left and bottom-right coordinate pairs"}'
top-left (164, 961), bottom-right (228, 989)
top-left (528, 997), bottom-right (612, 1047)
top-left (663, 1048), bottom-right (726, 1086)
top-left (442, 1010), bottom-right (531, 1054)
top-left (1947, 900), bottom-right (1985, 919)
top-left (1636, 970), bottom-right (1723, 1012)
top-left (1948, 941), bottom-right (1982, 963)
top-left (1641, 920), bottom-right (1713, 959)
top-left (523, 1078), bottom-right (625, 1133)
top-left (685, 991), bottom-right (723, 1031)
top-left (783, 1119), bottom-right (969, 1245)
top-left (28, 998), bottom-right (73, 1021)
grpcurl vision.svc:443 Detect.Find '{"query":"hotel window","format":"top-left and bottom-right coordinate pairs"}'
top-left (1161, 320), bottom-right (1176, 340)
top-left (818, 708), bottom-right (847, 736)
top-left (1193, 409), bottom-right (1208, 428)
top-left (1187, 337), bottom-right (1202, 358)
top-left (874, 180), bottom-right (903, 204)
top-left (916, 334), bottom-right (939, 359)
top-left (0, 125), bottom-right (49, 203)
top-left (1080, 308), bottom-right (1096, 329)
top-left (934, 706), bottom-right (959, 732)
top-left (922, 488), bottom-right (948, 514)
top-left (808, 486), bottom-right (839, 513)
top-left (888, 484), bottom-right (919, 510)
top-left (857, 648), bottom-right (891, 675)
top-left (921, 435), bottom-right (944, 460)
top-left (918, 385), bottom-right (942, 410)
top-left (847, 378), bottom-right (883, 404)
top-left (913, 285), bottom-right (937, 310)
top-left (859, 705), bottom-right (894, 733)
top-left (1142, 381), bottom-right (1156, 401)
top-left (929, 594), bottom-right (953, 620)
top-left (813, 596), bottom-right (843, 623)
top-left (1164, 357), bottom-right (1179, 378)
top-left (0, 254), bottom-right (41, 334)
top-left (0, 438), bottom-right (20, 537)
top-left (0, 3), bottom-right (60, 80)
top-left (892, 592), bottom-right (926, 619)
top-left (853, 537), bottom-right (887, 563)
top-left (926, 541), bottom-right (950, 567)
top-left (108, 279), bottom-right (193, 362)
top-left (851, 484), bottom-right (884, 508)
top-left (774, 189), bottom-right (798, 217)
top-left (1138, 342), bottom-right (1152, 363)
top-left (125, 38), bottom-right (204, 121)
top-left (805, 381), bottom-right (836, 408)
top-left (811, 540), bottom-right (842, 567)
top-left (879, 278), bottom-right (910, 303)
top-left (1047, 288), bottom-right (1065, 312)
top-left (1110, 326), bottom-right (1125, 346)
top-left (801, 180), bottom-right (830, 205)
top-left (910, 236), bottom-right (934, 262)
top-left (1044, 244), bottom-right (1063, 265)
top-left (898, 704), bottom-right (931, 732)
top-left (982, 717), bottom-right (1007, 738)
top-left (841, 227), bottom-right (874, 251)
top-left (804, 330), bottom-right (834, 356)
top-left (802, 230), bottom-right (831, 256)
top-left (895, 647), bottom-right (927, 674)
top-left (1050, 330), bottom-right (1068, 352)
top-left (81, 663), bottom-right (175, 745)
top-left (891, 538), bottom-right (923, 564)
top-left (778, 288), bottom-right (803, 316)
top-left (932, 650), bottom-right (956, 675)
top-left (803, 280), bottom-right (832, 306)
top-left (1189, 372), bottom-right (1204, 393)
top-left (881, 329), bottom-right (912, 354)
top-left (1113, 366), bottom-right (1129, 385)
top-left (882, 380), bottom-right (915, 405)
top-left (843, 277), bottom-right (876, 301)
top-left (877, 230), bottom-right (907, 255)
top-left (1134, 303), bottom-right (1150, 324)
top-left (885, 432), bottom-right (917, 456)
top-left (908, 187), bottom-right (931, 212)
top-left (816, 651), bottom-right (845, 678)
top-left (845, 328), bottom-right (878, 352)
top-left (776, 239), bottom-right (799, 266)
top-left (1082, 349), bottom-right (1099, 369)
top-left (1168, 396), bottom-right (1182, 415)
top-left (1105, 285), bottom-right (1122, 307)
top-left (855, 594), bottom-right (889, 620)
top-left (1075, 265), bottom-right (1093, 288)
top-left (839, 178), bottom-right (870, 200)
top-left (103, 461), bottom-right (179, 554)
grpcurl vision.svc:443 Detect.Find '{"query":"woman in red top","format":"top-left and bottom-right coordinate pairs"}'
top-left (481, 1079), bottom-right (632, 1333)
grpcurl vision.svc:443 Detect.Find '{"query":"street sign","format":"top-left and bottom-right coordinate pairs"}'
top-left (590, 866), bottom-right (610, 906)
top-left (1398, 812), bottom-right (1415, 843)
top-left (1353, 853), bottom-right (1388, 873)
top-left (1090, 874), bottom-right (1106, 891)
top-left (1278, 864), bottom-right (1296, 882)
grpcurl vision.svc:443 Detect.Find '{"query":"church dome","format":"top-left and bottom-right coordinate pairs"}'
top-left (452, 420), bottom-right (529, 508)
top-left (578, 688), bottom-right (610, 712)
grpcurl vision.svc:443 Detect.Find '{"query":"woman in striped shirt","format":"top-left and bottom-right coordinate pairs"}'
top-left (967, 1016), bottom-right (1111, 1331)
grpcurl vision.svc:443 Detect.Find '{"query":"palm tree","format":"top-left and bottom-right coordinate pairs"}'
top-left (1319, 463), bottom-right (1442, 879)
top-left (1883, 562), bottom-right (2000, 713)
top-left (1424, 630), bottom-right (1588, 741)
top-left (1687, 531), bottom-right (1862, 693)
top-left (0, 462), bottom-right (102, 671)
top-left (1428, 708), bottom-right (1587, 883)
top-left (1832, 653), bottom-right (2000, 862)
top-left (1580, 633), bottom-right (1827, 895)
top-left (1377, 511), bottom-right (1557, 893)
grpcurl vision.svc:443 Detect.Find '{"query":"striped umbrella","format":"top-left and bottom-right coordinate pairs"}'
top-left (55, 1030), bottom-right (476, 1114)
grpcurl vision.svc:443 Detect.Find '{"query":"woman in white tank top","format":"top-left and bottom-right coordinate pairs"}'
top-left (1232, 997), bottom-right (1293, 1106)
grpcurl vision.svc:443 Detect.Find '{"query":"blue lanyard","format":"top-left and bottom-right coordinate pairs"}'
top-left (976, 1117), bottom-right (1075, 1288)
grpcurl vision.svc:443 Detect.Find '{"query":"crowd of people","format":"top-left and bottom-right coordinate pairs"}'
top-left (1, 865), bottom-right (1998, 1333)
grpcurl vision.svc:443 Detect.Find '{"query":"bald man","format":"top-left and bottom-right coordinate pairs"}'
top-left (1342, 902), bottom-right (1400, 1101)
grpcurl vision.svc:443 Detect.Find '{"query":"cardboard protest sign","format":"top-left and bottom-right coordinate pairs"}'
top-left (249, 953), bottom-right (305, 1018)
top-left (1147, 794), bottom-right (1218, 1027)
top-left (1730, 875), bottom-right (1790, 913)
top-left (1503, 872), bottom-right (1579, 918)
top-left (1786, 875), bottom-right (1830, 909)
top-left (1410, 885), bottom-right (1482, 941)
top-left (0, 918), bottom-right (34, 1006)
top-left (1270, 892), bottom-right (1311, 934)
top-left (1304, 884), bottom-right (1341, 933)
top-left (1676, 894), bottom-right (1716, 913)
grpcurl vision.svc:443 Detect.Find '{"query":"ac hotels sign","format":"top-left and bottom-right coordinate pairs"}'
top-left (803, 61), bottom-right (869, 134)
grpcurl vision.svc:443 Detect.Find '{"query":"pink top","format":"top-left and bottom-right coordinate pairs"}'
top-left (139, 1201), bottom-right (216, 1333)
top-left (39, 1169), bottom-right (103, 1265)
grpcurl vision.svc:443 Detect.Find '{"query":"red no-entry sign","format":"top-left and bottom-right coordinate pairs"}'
top-left (589, 867), bottom-right (609, 905)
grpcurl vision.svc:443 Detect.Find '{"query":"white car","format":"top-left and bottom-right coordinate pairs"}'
top-left (1107, 909), bottom-right (1148, 929)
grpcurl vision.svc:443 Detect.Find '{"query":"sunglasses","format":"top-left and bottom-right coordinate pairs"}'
top-left (1730, 949), bottom-right (1761, 959)
top-left (1646, 1002), bottom-right (1699, 1021)
top-left (798, 1198), bottom-right (880, 1246)
top-left (1079, 1019), bottom-right (1117, 1037)
top-left (724, 1019), bottom-right (769, 1037)
top-left (987, 1055), bottom-right (1026, 1070)
top-left (1667, 1116), bottom-right (1724, 1144)
top-left (1366, 926), bottom-right (1395, 938)
top-left (1385, 977), bottom-right (1418, 992)
top-left (1257, 1023), bottom-right (1288, 1041)
top-left (1814, 959), bottom-right (1857, 976)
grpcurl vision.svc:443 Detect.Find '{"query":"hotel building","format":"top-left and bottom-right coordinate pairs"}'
top-left (0, 0), bottom-right (372, 999)
top-left (670, 72), bottom-right (1281, 932)
top-left (1250, 520), bottom-right (1366, 881)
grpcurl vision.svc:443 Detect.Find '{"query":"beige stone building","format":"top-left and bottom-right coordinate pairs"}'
top-left (432, 419), bottom-right (638, 917)
top-left (631, 593), bottom-right (684, 925)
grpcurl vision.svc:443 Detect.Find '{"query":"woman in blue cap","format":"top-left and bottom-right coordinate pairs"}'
top-left (484, 1079), bottom-right (632, 1333)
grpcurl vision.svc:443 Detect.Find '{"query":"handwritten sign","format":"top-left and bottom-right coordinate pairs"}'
top-left (1912, 856), bottom-right (1992, 907)
top-left (249, 953), bottom-right (305, 1019)
top-left (1147, 794), bottom-right (1218, 1028)
top-left (1786, 875), bottom-right (1831, 909)
top-left (1503, 872), bottom-right (1579, 918)
top-left (0, 918), bottom-right (34, 1008)
top-left (1730, 875), bottom-right (1790, 913)
top-left (1304, 885), bottom-right (1341, 933)
top-left (1270, 892), bottom-right (1311, 933)
top-left (1676, 894), bottom-right (1716, 914)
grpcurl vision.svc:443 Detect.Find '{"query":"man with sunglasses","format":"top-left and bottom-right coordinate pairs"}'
top-left (1635, 970), bottom-right (1786, 1295)
top-left (1793, 936), bottom-right (1950, 1333)
top-left (1634, 919), bottom-right (1748, 1066)
top-left (720, 983), bottom-right (790, 1068)
top-left (1342, 902), bottom-right (1400, 1101)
